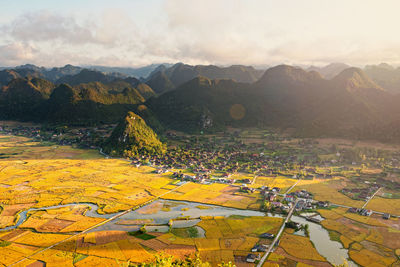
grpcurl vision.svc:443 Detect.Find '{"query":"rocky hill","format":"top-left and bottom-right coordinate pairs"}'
top-left (102, 111), bottom-right (166, 157)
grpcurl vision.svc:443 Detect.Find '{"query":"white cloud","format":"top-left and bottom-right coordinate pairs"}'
top-left (0, 42), bottom-right (36, 66)
top-left (1, 1), bottom-right (400, 67)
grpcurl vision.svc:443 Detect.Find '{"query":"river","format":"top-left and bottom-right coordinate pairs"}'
top-left (0, 199), bottom-right (355, 266)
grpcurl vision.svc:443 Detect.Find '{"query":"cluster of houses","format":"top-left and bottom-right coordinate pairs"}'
top-left (347, 208), bottom-right (392, 219)
top-left (348, 207), bottom-right (373, 217)
top-left (137, 133), bottom-right (346, 182)
top-left (261, 187), bottom-right (319, 212)
top-left (246, 232), bottom-right (275, 263)
top-left (341, 184), bottom-right (380, 201)
top-left (0, 124), bottom-right (113, 149)
top-left (260, 187), bottom-right (333, 215)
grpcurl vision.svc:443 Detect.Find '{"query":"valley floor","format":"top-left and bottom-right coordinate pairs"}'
top-left (0, 132), bottom-right (399, 266)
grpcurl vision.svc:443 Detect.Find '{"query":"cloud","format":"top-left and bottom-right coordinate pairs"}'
top-left (1, 1), bottom-right (400, 67)
top-left (2, 10), bottom-right (102, 45)
top-left (0, 42), bottom-right (37, 66)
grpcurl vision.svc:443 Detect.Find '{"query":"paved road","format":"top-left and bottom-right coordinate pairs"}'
top-left (256, 199), bottom-right (299, 267)
top-left (284, 179), bottom-right (301, 196)
top-left (8, 182), bottom-right (187, 267)
top-left (362, 187), bottom-right (382, 209)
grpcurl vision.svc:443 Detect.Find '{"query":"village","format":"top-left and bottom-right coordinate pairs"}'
top-left (2, 123), bottom-right (400, 221)
top-left (1, 123), bottom-right (400, 266)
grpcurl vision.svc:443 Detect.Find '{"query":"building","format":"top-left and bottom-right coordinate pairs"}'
top-left (260, 233), bottom-right (274, 239)
top-left (246, 254), bottom-right (260, 263)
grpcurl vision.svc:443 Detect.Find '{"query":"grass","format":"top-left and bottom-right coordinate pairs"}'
top-left (73, 253), bottom-right (88, 264)
top-left (328, 230), bottom-right (341, 242)
top-left (171, 227), bottom-right (199, 238)
top-left (196, 205), bottom-right (211, 210)
top-left (0, 241), bottom-right (11, 247)
top-left (128, 231), bottom-right (156, 240)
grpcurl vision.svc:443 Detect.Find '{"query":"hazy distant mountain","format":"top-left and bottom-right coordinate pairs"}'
top-left (307, 63), bottom-right (350, 79)
top-left (146, 70), bottom-right (175, 94)
top-left (15, 64), bottom-right (47, 73)
top-left (332, 67), bottom-right (383, 91)
top-left (364, 63), bottom-right (400, 94)
top-left (3, 64), bottom-right (168, 83)
top-left (147, 65), bottom-right (399, 140)
top-left (145, 63), bottom-right (264, 94)
top-left (88, 64), bottom-right (173, 79)
top-left (4, 62), bottom-right (400, 142)
top-left (55, 69), bottom-right (121, 85)
top-left (1, 64), bottom-right (83, 83)
top-left (45, 64), bottom-right (83, 81)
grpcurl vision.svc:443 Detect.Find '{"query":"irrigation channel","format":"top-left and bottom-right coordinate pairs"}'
top-left (2, 199), bottom-right (356, 266)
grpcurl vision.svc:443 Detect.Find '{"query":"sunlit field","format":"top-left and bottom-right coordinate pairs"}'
top-left (1, 134), bottom-right (400, 266)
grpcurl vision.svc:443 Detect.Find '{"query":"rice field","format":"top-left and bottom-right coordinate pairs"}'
top-left (317, 207), bottom-right (400, 266)
top-left (1, 134), bottom-right (400, 266)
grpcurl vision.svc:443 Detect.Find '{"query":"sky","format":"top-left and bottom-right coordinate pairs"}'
top-left (1, 0), bottom-right (400, 68)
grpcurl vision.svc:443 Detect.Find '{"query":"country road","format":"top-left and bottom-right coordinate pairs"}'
top-left (362, 187), bottom-right (382, 209)
top-left (256, 199), bottom-right (299, 267)
top-left (284, 179), bottom-right (301, 195)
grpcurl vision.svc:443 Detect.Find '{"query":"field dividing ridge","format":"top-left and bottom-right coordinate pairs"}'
top-left (7, 182), bottom-right (187, 267)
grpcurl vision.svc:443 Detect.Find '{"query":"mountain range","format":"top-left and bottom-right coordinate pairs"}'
top-left (145, 63), bottom-right (264, 94)
top-left (1, 62), bottom-right (400, 142)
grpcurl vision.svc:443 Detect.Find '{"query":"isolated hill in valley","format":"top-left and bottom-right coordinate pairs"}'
top-left (103, 111), bottom-right (166, 157)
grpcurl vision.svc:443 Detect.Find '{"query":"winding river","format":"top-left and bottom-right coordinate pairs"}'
top-left (0, 199), bottom-right (355, 266)
top-left (291, 215), bottom-right (357, 267)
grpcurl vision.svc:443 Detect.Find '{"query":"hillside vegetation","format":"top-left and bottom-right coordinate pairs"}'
top-left (102, 111), bottom-right (166, 157)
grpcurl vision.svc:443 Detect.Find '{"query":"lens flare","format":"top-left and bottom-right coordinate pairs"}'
top-left (229, 104), bottom-right (246, 120)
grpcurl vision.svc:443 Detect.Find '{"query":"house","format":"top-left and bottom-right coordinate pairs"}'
top-left (246, 254), bottom-right (260, 263)
top-left (304, 174), bottom-right (314, 180)
top-left (348, 207), bottom-right (358, 213)
top-left (271, 201), bottom-right (282, 208)
top-left (240, 185), bottom-right (250, 192)
top-left (282, 205), bottom-right (290, 211)
top-left (260, 233), bottom-right (274, 239)
top-left (295, 200), bottom-right (306, 211)
top-left (183, 175), bottom-right (195, 181)
top-left (272, 187), bottom-right (281, 192)
top-left (317, 201), bottom-right (329, 208)
top-left (284, 195), bottom-right (295, 203)
top-left (222, 172), bottom-right (232, 178)
top-left (360, 209), bottom-right (372, 216)
top-left (266, 192), bottom-right (276, 202)
top-left (251, 244), bottom-right (267, 252)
